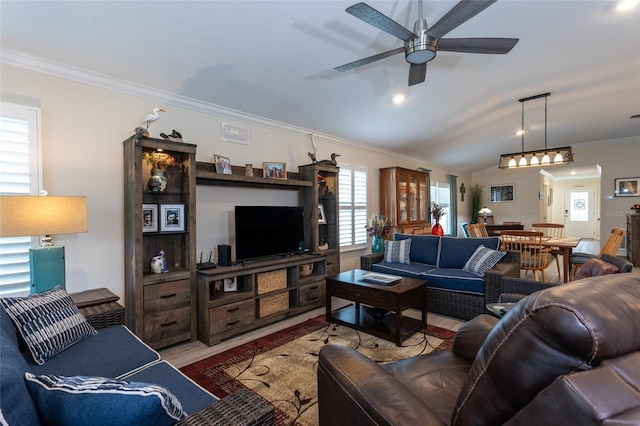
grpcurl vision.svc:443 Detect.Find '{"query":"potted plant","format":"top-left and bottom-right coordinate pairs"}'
top-left (143, 151), bottom-right (176, 192)
top-left (470, 184), bottom-right (483, 223)
top-left (366, 215), bottom-right (390, 253)
top-left (431, 202), bottom-right (446, 235)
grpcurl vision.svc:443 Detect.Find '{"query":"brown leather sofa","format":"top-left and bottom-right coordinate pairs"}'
top-left (317, 273), bottom-right (640, 425)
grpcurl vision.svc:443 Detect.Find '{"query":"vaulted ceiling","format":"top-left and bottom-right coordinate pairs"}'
top-left (1, 1), bottom-right (639, 173)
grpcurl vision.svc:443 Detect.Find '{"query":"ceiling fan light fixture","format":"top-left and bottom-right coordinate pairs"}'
top-left (405, 38), bottom-right (437, 64)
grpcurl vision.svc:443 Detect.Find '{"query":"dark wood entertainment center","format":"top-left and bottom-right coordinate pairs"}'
top-left (124, 136), bottom-right (340, 348)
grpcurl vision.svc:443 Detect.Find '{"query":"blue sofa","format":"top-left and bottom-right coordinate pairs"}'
top-left (361, 233), bottom-right (520, 320)
top-left (0, 290), bottom-right (272, 426)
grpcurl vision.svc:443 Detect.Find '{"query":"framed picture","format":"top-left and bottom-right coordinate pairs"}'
top-left (160, 204), bottom-right (185, 232)
top-left (615, 177), bottom-right (640, 197)
top-left (213, 154), bottom-right (232, 174)
top-left (142, 204), bottom-right (158, 233)
top-left (490, 184), bottom-right (515, 202)
top-left (223, 277), bottom-right (237, 292)
top-left (318, 204), bottom-right (327, 224)
top-left (263, 162), bottom-right (287, 179)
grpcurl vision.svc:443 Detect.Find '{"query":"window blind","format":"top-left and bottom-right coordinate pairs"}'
top-left (0, 104), bottom-right (41, 297)
top-left (338, 164), bottom-right (367, 249)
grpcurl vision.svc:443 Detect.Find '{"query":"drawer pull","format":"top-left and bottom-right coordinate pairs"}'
top-left (161, 321), bottom-right (177, 327)
top-left (227, 307), bottom-right (240, 313)
top-left (309, 285), bottom-right (319, 290)
top-left (309, 295), bottom-right (318, 301)
top-left (160, 293), bottom-right (177, 299)
top-left (226, 320), bottom-right (240, 326)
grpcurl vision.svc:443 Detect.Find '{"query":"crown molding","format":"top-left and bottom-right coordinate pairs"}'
top-left (1, 48), bottom-right (439, 168)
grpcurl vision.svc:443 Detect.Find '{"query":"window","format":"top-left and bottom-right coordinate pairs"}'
top-left (0, 103), bottom-right (42, 297)
top-left (430, 181), bottom-right (450, 235)
top-left (338, 164), bottom-right (367, 250)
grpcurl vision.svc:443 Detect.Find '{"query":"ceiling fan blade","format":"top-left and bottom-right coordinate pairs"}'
top-left (438, 37), bottom-right (519, 54)
top-left (346, 2), bottom-right (417, 42)
top-left (408, 63), bottom-right (427, 86)
top-left (335, 47), bottom-right (405, 72)
top-left (427, 0), bottom-right (497, 40)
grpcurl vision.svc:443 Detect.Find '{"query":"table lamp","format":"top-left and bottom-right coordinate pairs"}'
top-left (478, 207), bottom-right (493, 224)
top-left (0, 195), bottom-right (87, 293)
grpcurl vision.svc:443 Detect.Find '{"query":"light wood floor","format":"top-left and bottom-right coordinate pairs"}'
top-left (162, 239), bottom-right (639, 368)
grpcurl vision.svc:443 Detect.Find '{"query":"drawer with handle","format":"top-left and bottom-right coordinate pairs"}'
top-left (144, 279), bottom-right (190, 314)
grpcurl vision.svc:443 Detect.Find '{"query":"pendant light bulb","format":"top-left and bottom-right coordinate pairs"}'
top-left (541, 153), bottom-right (551, 164)
top-left (554, 151), bottom-right (563, 163)
top-left (530, 155), bottom-right (539, 165)
top-left (508, 157), bottom-right (517, 168)
top-left (519, 155), bottom-right (527, 167)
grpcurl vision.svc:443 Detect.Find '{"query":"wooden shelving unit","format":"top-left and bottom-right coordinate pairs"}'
top-left (298, 164), bottom-right (341, 276)
top-left (123, 136), bottom-right (197, 349)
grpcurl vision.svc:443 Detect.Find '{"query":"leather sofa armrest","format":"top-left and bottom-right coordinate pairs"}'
top-left (361, 252), bottom-right (385, 270)
top-left (318, 345), bottom-right (445, 426)
top-left (452, 314), bottom-right (498, 361)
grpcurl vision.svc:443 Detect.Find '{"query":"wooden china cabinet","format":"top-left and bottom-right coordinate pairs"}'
top-left (379, 167), bottom-right (430, 237)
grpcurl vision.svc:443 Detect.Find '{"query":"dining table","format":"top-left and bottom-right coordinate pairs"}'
top-left (541, 236), bottom-right (581, 283)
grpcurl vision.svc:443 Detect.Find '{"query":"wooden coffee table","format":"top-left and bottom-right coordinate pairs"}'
top-left (325, 269), bottom-right (427, 346)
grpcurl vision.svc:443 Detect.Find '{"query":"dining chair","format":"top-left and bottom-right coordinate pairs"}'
top-left (475, 223), bottom-right (490, 237)
top-left (532, 223), bottom-right (565, 278)
top-left (500, 230), bottom-right (552, 282)
top-left (569, 227), bottom-right (627, 280)
top-left (460, 222), bottom-right (470, 238)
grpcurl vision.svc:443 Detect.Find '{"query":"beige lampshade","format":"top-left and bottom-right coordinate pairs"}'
top-left (0, 196), bottom-right (88, 238)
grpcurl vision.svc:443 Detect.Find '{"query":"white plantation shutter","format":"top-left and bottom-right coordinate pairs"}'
top-left (0, 103), bottom-right (42, 297)
top-left (338, 164), bottom-right (367, 249)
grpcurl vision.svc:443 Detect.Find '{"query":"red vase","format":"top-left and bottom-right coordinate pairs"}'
top-left (432, 222), bottom-right (444, 236)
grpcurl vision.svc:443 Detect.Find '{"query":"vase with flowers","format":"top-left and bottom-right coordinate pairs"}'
top-left (143, 151), bottom-right (176, 192)
top-left (366, 214), bottom-right (390, 253)
top-left (431, 202), bottom-right (445, 236)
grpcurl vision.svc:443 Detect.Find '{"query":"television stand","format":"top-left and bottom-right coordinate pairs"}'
top-left (197, 253), bottom-right (327, 346)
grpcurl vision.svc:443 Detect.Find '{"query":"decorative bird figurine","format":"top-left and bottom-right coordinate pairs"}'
top-left (307, 152), bottom-right (317, 163)
top-left (160, 129), bottom-right (183, 142)
top-left (317, 153), bottom-right (341, 166)
top-left (142, 107), bottom-right (165, 130)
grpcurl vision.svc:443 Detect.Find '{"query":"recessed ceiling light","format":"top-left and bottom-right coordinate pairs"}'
top-left (617, 0), bottom-right (639, 11)
top-left (392, 94), bottom-right (405, 104)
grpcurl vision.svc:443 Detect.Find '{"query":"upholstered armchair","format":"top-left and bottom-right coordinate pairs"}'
top-left (318, 274), bottom-right (640, 425)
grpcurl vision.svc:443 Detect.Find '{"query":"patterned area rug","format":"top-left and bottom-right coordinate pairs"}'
top-left (180, 315), bottom-right (456, 426)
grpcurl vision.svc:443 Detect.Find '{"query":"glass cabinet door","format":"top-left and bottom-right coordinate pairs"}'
top-left (418, 175), bottom-right (427, 221)
top-left (398, 174), bottom-right (408, 223)
top-left (409, 175), bottom-right (417, 222)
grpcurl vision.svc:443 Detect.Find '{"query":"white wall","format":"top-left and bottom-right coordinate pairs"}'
top-left (472, 138), bottom-right (639, 241)
top-left (1, 63), bottom-right (469, 301)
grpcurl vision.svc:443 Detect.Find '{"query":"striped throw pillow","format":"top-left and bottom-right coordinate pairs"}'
top-left (383, 238), bottom-right (412, 264)
top-left (1, 286), bottom-right (96, 365)
top-left (463, 245), bottom-right (506, 277)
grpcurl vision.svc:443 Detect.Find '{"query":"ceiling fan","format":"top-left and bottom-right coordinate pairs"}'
top-left (335, 0), bottom-right (519, 86)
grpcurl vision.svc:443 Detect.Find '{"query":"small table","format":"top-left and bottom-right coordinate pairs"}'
top-left (325, 269), bottom-right (427, 346)
top-left (486, 302), bottom-right (517, 318)
top-left (542, 237), bottom-right (581, 283)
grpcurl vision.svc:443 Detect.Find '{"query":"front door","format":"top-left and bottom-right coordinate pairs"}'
top-left (563, 188), bottom-right (596, 238)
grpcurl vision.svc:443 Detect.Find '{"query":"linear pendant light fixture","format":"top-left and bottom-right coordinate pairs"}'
top-left (499, 92), bottom-right (574, 169)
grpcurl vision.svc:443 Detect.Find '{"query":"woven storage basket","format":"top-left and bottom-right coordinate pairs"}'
top-left (257, 292), bottom-right (289, 317)
top-left (256, 269), bottom-right (287, 294)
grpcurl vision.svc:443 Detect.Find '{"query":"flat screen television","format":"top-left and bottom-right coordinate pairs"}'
top-left (235, 206), bottom-right (304, 262)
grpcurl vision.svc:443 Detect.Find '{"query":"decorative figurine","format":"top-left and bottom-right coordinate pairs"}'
top-left (460, 183), bottom-right (466, 202)
top-left (317, 153), bottom-right (340, 166)
top-left (142, 107), bottom-right (165, 130)
top-left (160, 129), bottom-right (183, 142)
top-left (150, 250), bottom-right (168, 274)
top-left (307, 152), bottom-right (317, 163)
